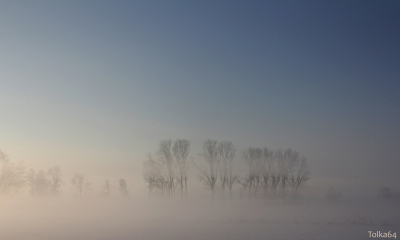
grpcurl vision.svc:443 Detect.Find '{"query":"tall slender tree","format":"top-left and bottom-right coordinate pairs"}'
top-left (27, 169), bottom-right (50, 196)
top-left (261, 148), bottom-right (274, 195)
top-left (173, 139), bottom-right (190, 197)
top-left (48, 166), bottom-right (62, 195)
top-left (101, 179), bottom-right (114, 197)
top-left (241, 148), bottom-right (263, 197)
top-left (158, 140), bottom-right (175, 197)
top-left (277, 149), bottom-right (298, 198)
top-left (71, 172), bottom-right (91, 197)
top-left (119, 178), bottom-right (129, 198)
top-left (0, 149), bottom-right (25, 194)
top-left (218, 141), bottom-right (236, 197)
top-left (196, 140), bottom-right (220, 198)
top-left (289, 157), bottom-right (310, 197)
top-left (143, 153), bottom-right (163, 197)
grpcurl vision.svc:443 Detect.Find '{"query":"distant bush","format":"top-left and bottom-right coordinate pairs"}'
top-left (377, 187), bottom-right (393, 199)
top-left (325, 187), bottom-right (342, 202)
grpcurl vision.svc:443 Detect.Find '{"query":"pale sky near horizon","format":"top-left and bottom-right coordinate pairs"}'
top-left (1, 1), bottom-right (399, 193)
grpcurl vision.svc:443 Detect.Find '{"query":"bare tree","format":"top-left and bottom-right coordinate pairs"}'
top-left (268, 151), bottom-right (280, 196)
top-left (0, 149), bottom-right (25, 194)
top-left (241, 148), bottom-right (263, 197)
top-left (48, 166), bottom-right (62, 195)
top-left (101, 179), bottom-right (114, 197)
top-left (143, 153), bottom-right (159, 196)
top-left (27, 169), bottom-right (50, 196)
top-left (0, 150), bottom-right (7, 163)
top-left (158, 140), bottom-right (175, 197)
top-left (143, 153), bottom-right (171, 197)
top-left (119, 178), bottom-right (129, 198)
top-left (218, 141), bottom-right (236, 197)
top-left (260, 148), bottom-right (273, 195)
top-left (277, 149), bottom-right (299, 198)
top-left (71, 172), bottom-right (92, 197)
top-left (289, 156), bottom-right (310, 197)
top-left (173, 139), bottom-right (190, 197)
top-left (196, 140), bottom-right (220, 198)
top-left (240, 147), bottom-right (309, 199)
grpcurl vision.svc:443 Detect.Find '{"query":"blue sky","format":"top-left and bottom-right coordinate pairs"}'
top-left (0, 1), bottom-right (399, 191)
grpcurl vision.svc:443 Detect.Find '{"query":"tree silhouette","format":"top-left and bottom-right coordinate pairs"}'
top-left (71, 172), bottom-right (91, 197)
top-left (101, 179), bottom-right (114, 197)
top-left (143, 139), bottom-right (191, 198)
top-left (0, 149), bottom-right (25, 194)
top-left (143, 153), bottom-right (165, 197)
top-left (276, 149), bottom-right (298, 198)
top-left (48, 166), bottom-right (62, 195)
top-left (196, 140), bottom-right (220, 198)
top-left (289, 156), bottom-right (310, 197)
top-left (218, 141), bottom-right (237, 197)
top-left (119, 178), bottom-right (129, 198)
top-left (27, 169), bottom-right (50, 196)
top-left (241, 148), bottom-right (263, 197)
top-left (261, 148), bottom-right (274, 196)
top-left (240, 148), bottom-right (310, 199)
top-left (158, 140), bottom-right (175, 197)
top-left (173, 139), bottom-right (190, 197)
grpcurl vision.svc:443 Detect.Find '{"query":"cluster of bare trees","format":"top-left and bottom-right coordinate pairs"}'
top-left (143, 139), bottom-right (191, 197)
top-left (240, 148), bottom-right (309, 198)
top-left (71, 172), bottom-right (91, 197)
top-left (0, 149), bottom-right (65, 196)
top-left (70, 175), bottom-right (129, 198)
top-left (99, 178), bottom-right (129, 198)
top-left (27, 166), bottom-right (62, 196)
top-left (0, 150), bottom-right (25, 194)
top-left (0, 149), bottom-right (130, 198)
top-left (143, 140), bottom-right (310, 200)
top-left (195, 140), bottom-right (237, 198)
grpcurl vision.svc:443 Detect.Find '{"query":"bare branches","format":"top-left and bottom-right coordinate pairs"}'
top-left (241, 148), bottom-right (310, 199)
top-left (242, 148), bottom-right (263, 197)
top-left (144, 139), bottom-right (191, 198)
top-left (173, 139), bottom-right (191, 197)
top-left (218, 141), bottom-right (236, 196)
top-left (0, 149), bottom-right (9, 163)
top-left (142, 140), bottom-right (310, 200)
top-left (143, 153), bottom-right (161, 196)
top-left (197, 140), bottom-right (220, 198)
top-left (71, 172), bottom-right (92, 197)
top-left (289, 157), bottom-right (310, 196)
top-left (101, 180), bottom-right (115, 197)
top-left (158, 140), bottom-right (175, 197)
top-left (48, 166), bottom-right (62, 196)
top-left (27, 169), bottom-right (50, 196)
top-left (0, 150), bottom-right (25, 194)
top-left (119, 178), bottom-right (129, 198)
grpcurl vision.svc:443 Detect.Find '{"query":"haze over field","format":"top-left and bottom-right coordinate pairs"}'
top-left (0, 1), bottom-right (399, 239)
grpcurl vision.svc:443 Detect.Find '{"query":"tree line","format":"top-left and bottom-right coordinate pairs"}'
top-left (143, 139), bottom-right (310, 199)
top-left (0, 149), bottom-right (129, 198)
top-left (1, 138), bottom-right (311, 200)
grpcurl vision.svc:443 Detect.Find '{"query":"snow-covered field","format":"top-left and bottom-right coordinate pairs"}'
top-left (1, 196), bottom-right (399, 240)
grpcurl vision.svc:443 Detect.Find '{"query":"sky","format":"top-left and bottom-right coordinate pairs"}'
top-left (0, 1), bottom-right (399, 194)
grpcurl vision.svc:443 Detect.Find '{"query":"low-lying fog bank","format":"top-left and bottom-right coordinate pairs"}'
top-left (1, 194), bottom-right (399, 240)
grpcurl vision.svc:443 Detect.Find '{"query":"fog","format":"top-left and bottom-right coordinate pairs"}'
top-left (1, 1), bottom-right (399, 239)
top-left (1, 188), bottom-right (399, 240)
top-left (1, 143), bottom-right (399, 239)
